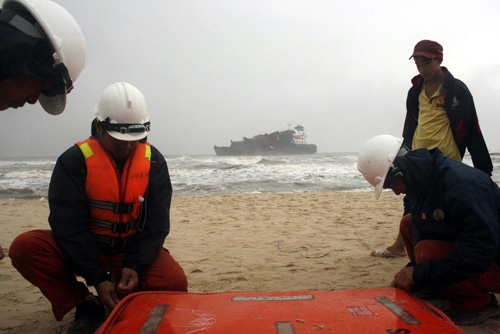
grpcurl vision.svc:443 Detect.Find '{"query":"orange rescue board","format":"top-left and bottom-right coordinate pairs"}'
top-left (95, 287), bottom-right (466, 334)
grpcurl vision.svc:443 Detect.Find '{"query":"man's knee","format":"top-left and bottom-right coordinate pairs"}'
top-left (10, 230), bottom-right (55, 268)
top-left (140, 269), bottom-right (188, 292)
top-left (140, 250), bottom-right (188, 292)
top-left (10, 230), bottom-right (41, 261)
top-left (414, 240), bottom-right (454, 263)
top-left (400, 214), bottom-right (412, 234)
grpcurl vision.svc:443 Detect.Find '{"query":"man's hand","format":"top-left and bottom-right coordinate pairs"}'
top-left (390, 267), bottom-right (415, 292)
top-left (95, 280), bottom-right (121, 311)
top-left (116, 268), bottom-right (139, 298)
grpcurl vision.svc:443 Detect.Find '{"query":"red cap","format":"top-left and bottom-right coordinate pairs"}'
top-left (409, 40), bottom-right (443, 59)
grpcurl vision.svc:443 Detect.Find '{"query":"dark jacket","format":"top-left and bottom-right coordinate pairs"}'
top-left (394, 149), bottom-right (500, 291)
top-left (402, 67), bottom-right (493, 176)
top-left (48, 136), bottom-right (172, 287)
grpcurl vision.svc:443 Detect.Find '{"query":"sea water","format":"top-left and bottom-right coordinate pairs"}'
top-left (1, 152), bottom-right (499, 200)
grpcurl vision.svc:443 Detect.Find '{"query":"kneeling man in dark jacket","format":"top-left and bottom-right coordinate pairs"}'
top-left (358, 134), bottom-right (500, 326)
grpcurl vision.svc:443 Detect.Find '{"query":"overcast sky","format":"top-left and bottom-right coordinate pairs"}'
top-left (1, 0), bottom-right (500, 158)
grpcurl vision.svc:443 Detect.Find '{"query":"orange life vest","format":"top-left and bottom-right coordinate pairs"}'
top-left (76, 137), bottom-right (151, 246)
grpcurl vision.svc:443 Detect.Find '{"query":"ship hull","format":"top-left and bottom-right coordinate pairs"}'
top-left (214, 125), bottom-right (317, 156)
top-left (214, 144), bottom-right (317, 156)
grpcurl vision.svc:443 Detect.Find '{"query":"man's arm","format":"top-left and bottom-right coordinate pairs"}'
top-left (402, 86), bottom-right (419, 150)
top-left (451, 80), bottom-right (493, 175)
top-left (48, 145), bottom-right (109, 286)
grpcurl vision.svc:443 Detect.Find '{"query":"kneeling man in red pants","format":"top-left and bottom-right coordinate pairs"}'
top-left (10, 82), bottom-right (188, 334)
top-left (358, 134), bottom-right (500, 326)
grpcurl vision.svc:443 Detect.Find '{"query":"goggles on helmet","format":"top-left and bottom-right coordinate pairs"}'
top-left (100, 120), bottom-right (151, 134)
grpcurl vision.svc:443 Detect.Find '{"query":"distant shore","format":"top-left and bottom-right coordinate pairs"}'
top-left (0, 192), bottom-right (498, 333)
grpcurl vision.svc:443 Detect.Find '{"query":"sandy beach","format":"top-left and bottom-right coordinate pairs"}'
top-left (0, 192), bottom-right (499, 333)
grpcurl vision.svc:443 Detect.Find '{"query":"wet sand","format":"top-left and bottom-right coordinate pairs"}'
top-left (0, 192), bottom-right (498, 333)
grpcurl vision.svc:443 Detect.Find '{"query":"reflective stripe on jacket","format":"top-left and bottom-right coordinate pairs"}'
top-left (76, 137), bottom-right (151, 241)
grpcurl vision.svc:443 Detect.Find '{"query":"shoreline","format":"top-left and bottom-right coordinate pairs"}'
top-left (1, 192), bottom-right (498, 333)
top-left (0, 188), bottom-right (375, 202)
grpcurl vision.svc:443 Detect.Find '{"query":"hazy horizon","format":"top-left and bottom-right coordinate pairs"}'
top-left (1, 0), bottom-right (499, 158)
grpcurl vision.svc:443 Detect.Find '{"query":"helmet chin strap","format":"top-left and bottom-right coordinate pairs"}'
top-left (383, 165), bottom-right (404, 189)
top-left (52, 62), bottom-right (73, 94)
top-left (382, 144), bottom-right (409, 188)
top-left (398, 144), bottom-right (410, 157)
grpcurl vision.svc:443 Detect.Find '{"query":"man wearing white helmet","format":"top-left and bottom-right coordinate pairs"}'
top-left (9, 82), bottom-right (188, 334)
top-left (358, 134), bottom-right (500, 326)
top-left (0, 0), bottom-right (85, 263)
top-left (0, 0), bottom-right (86, 114)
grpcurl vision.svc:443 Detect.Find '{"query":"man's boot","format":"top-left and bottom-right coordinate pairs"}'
top-left (66, 294), bottom-right (106, 334)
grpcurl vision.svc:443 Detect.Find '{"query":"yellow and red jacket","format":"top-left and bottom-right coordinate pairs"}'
top-left (76, 137), bottom-right (151, 244)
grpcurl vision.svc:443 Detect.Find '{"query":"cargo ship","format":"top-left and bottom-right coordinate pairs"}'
top-left (214, 125), bottom-right (317, 156)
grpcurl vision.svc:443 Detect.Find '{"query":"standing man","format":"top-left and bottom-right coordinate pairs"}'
top-left (358, 134), bottom-right (500, 326)
top-left (371, 40), bottom-right (492, 258)
top-left (0, 0), bottom-right (86, 114)
top-left (10, 82), bottom-right (188, 334)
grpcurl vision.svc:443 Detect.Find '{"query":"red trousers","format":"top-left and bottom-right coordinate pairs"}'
top-left (9, 230), bottom-right (188, 320)
top-left (400, 214), bottom-right (500, 311)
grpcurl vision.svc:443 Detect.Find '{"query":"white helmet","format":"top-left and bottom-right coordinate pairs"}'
top-left (357, 134), bottom-right (404, 199)
top-left (2, 0), bottom-right (87, 115)
top-left (95, 82), bottom-right (150, 141)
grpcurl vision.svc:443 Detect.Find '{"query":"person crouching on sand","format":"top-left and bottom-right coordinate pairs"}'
top-left (9, 82), bottom-right (188, 334)
top-left (358, 134), bottom-right (500, 326)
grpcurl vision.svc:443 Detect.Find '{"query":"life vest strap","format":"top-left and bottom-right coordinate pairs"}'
top-left (87, 198), bottom-right (134, 214)
top-left (97, 235), bottom-right (133, 248)
top-left (90, 218), bottom-right (138, 233)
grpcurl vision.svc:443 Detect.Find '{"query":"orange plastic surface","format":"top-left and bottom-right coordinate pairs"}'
top-left (95, 288), bottom-right (466, 334)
